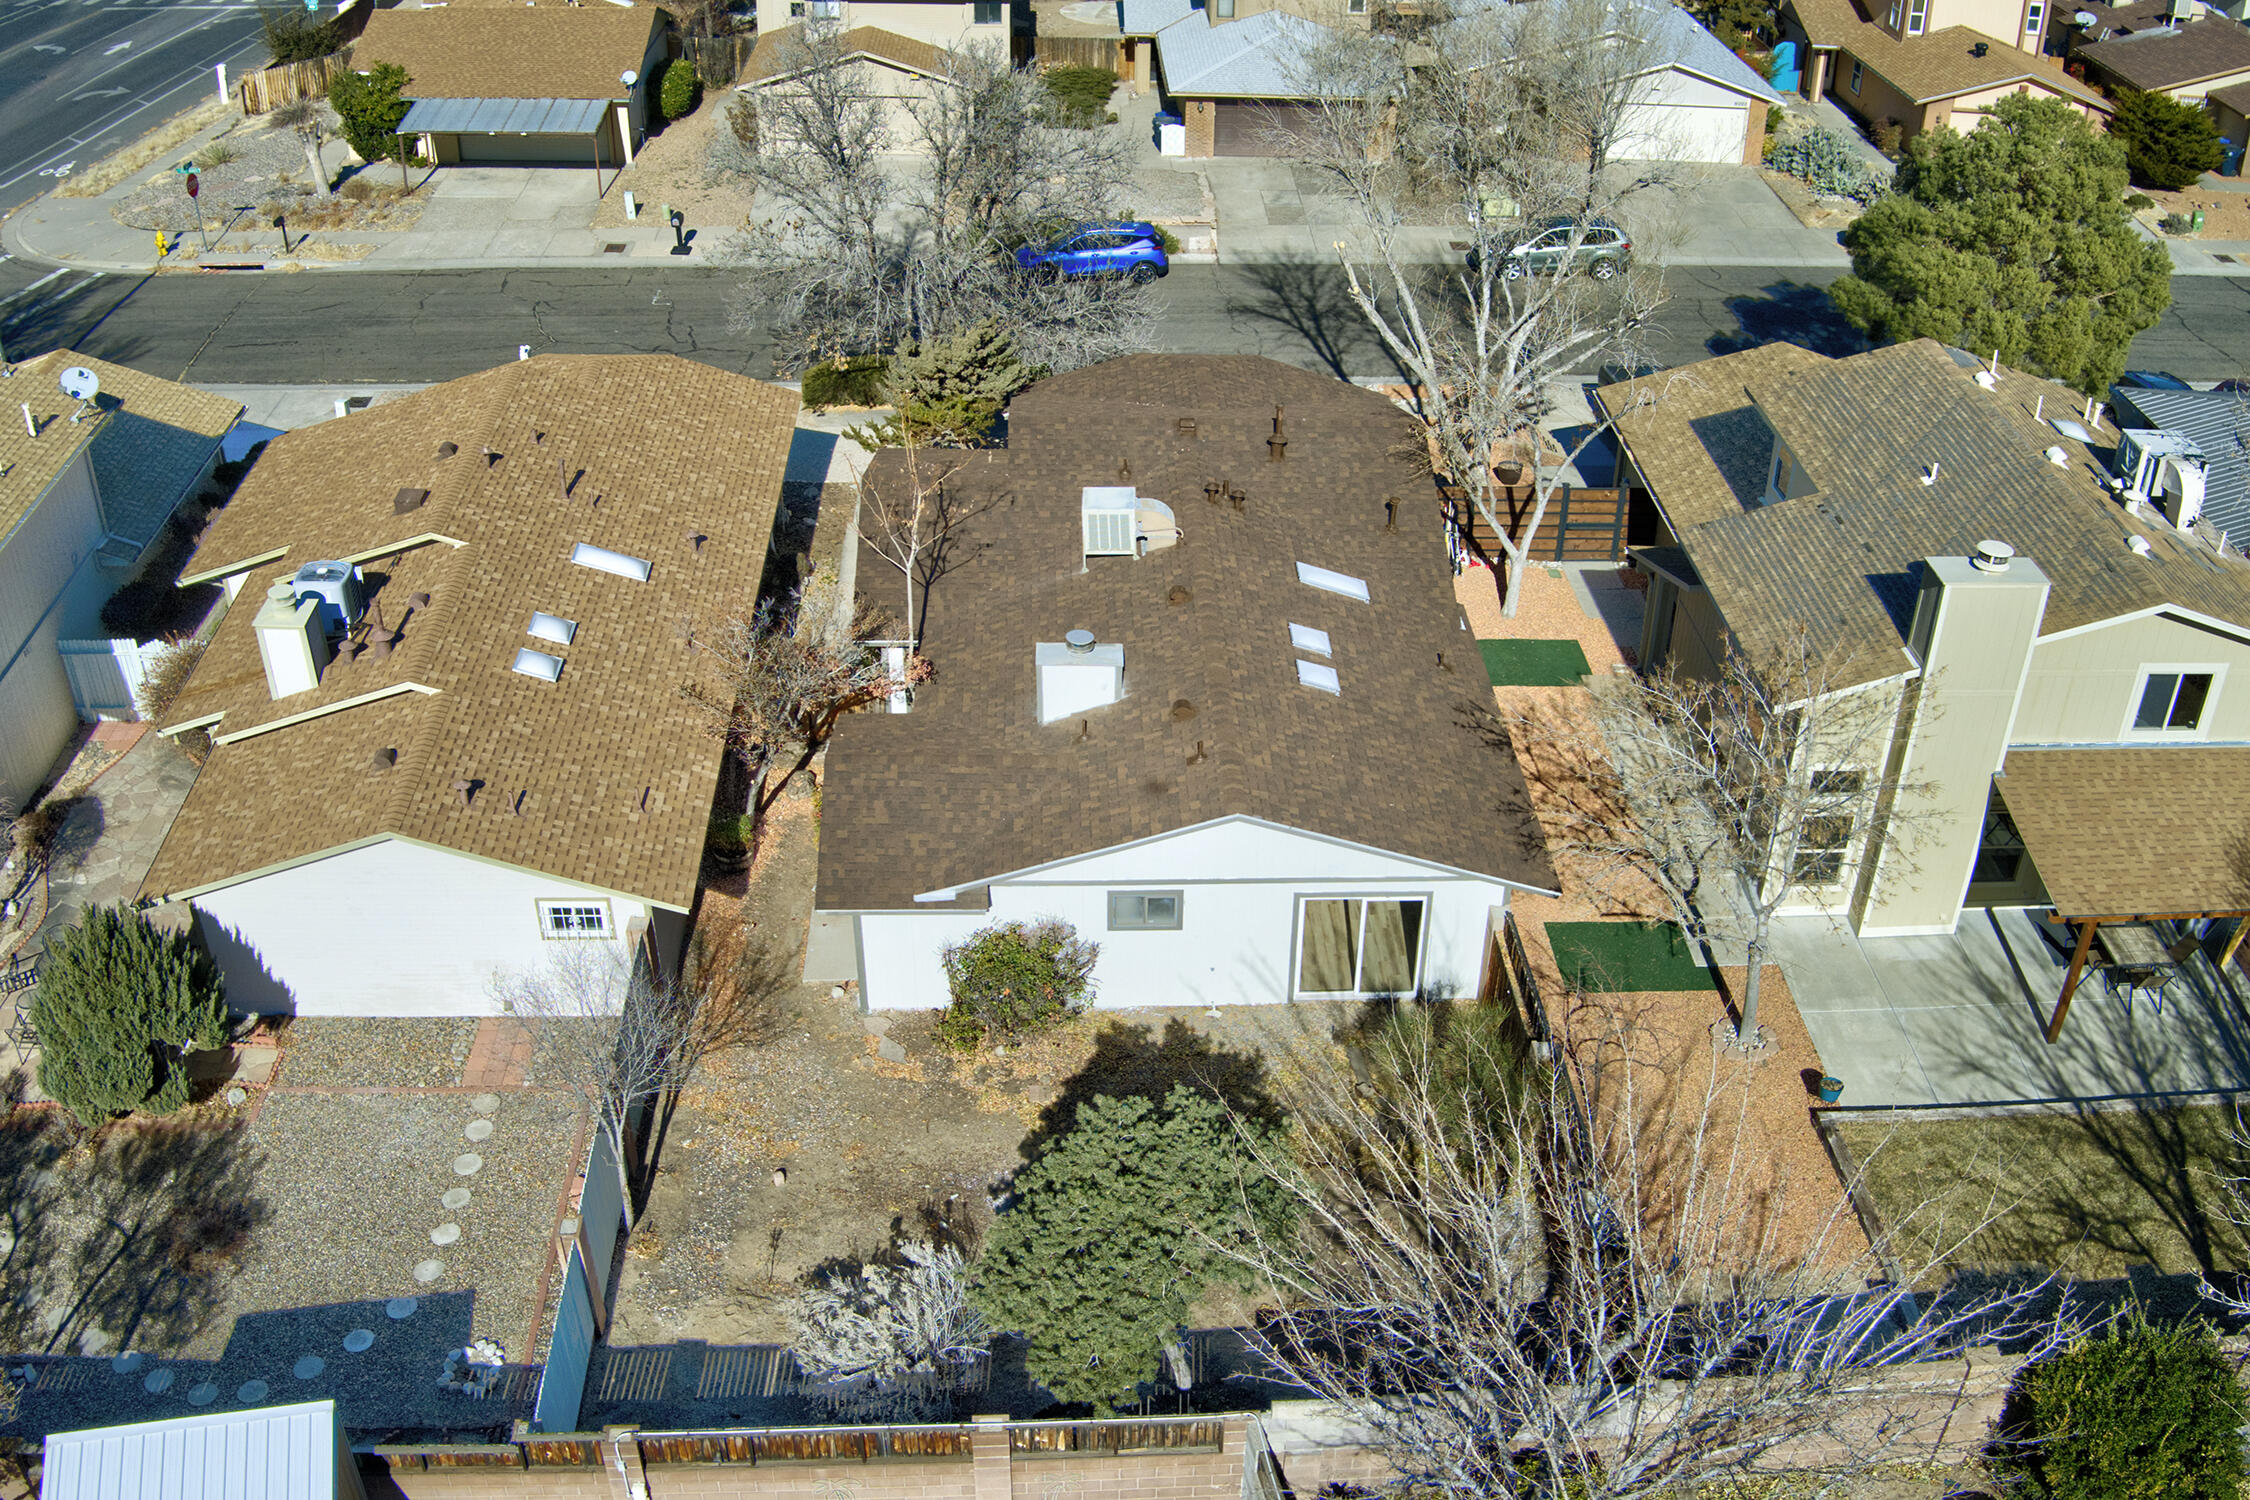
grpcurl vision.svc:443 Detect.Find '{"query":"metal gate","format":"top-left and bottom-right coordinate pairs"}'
top-left (56, 638), bottom-right (159, 718)
top-left (533, 1245), bottom-right (597, 1433)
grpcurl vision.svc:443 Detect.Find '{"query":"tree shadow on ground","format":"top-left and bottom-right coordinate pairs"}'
top-left (1221, 258), bottom-right (1403, 382)
top-left (1023, 1017), bottom-right (1284, 1159)
top-left (0, 1109), bottom-right (267, 1356)
top-left (1705, 280), bottom-right (1872, 359)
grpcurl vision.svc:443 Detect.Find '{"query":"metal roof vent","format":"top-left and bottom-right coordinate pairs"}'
top-left (368, 747), bottom-right (397, 774)
top-left (2127, 534), bottom-right (2152, 556)
top-left (512, 647), bottom-right (564, 681)
top-left (1064, 628), bottom-right (1097, 653)
top-left (571, 542), bottom-right (651, 581)
top-left (436, 442), bottom-right (458, 459)
top-left (1082, 486), bottom-right (1140, 558)
top-left (2044, 445), bottom-right (2069, 467)
top-left (1971, 539), bottom-right (2013, 573)
top-left (394, 487), bottom-right (429, 515)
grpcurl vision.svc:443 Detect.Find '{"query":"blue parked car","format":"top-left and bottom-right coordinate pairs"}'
top-left (1014, 222), bottom-right (1168, 283)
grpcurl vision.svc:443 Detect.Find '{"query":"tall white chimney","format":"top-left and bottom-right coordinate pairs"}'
top-left (253, 579), bottom-right (330, 699)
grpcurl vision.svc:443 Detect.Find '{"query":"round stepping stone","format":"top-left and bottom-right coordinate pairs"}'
top-left (143, 1368), bottom-right (174, 1394)
top-left (111, 1351), bottom-right (143, 1373)
top-left (430, 1222), bottom-right (461, 1246)
top-left (343, 1330), bottom-right (375, 1354)
top-left (224, 1087), bottom-right (247, 1107)
top-left (236, 1379), bottom-right (268, 1403)
top-left (186, 1382), bottom-right (217, 1407)
top-left (441, 1187), bottom-right (472, 1211)
top-left (386, 1297), bottom-right (418, 1320)
top-left (294, 1356), bottom-right (324, 1380)
top-left (452, 1153), bottom-right (483, 1177)
top-left (413, 1259), bottom-right (443, 1284)
top-left (471, 1093), bottom-right (501, 1114)
top-left (463, 1119), bottom-right (494, 1143)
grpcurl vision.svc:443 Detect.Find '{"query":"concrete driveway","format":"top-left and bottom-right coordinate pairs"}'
top-left (363, 166), bottom-right (613, 264)
top-left (1773, 907), bottom-right (2250, 1107)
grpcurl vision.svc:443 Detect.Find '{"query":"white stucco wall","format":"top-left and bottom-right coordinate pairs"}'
top-left (0, 451), bottom-right (104, 806)
top-left (188, 837), bottom-right (650, 1016)
top-left (846, 818), bottom-right (1516, 1010)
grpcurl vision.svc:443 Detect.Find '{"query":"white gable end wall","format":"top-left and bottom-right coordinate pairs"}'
top-left (188, 838), bottom-right (646, 1016)
top-left (851, 820), bottom-right (1513, 1010)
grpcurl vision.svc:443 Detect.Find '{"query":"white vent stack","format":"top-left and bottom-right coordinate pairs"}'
top-left (2044, 445), bottom-right (2069, 467)
top-left (1037, 629), bottom-right (1125, 723)
top-left (1973, 371), bottom-right (1998, 390)
top-left (2128, 534), bottom-right (2152, 557)
top-left (1970, 539), bottom-right (2014, 573)
top-left (253, 579), bottom-right (332, 699)
top-left (2115, 428), bottom-right (2206, 530)
top-left (1080, 486), bottom-right (1180, 562)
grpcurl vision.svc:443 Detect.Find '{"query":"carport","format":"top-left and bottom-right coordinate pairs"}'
top-left (399, 97), bottom-right (621, 192)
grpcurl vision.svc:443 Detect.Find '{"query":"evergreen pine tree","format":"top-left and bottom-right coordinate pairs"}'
top-left (2112, 87), bottom-right (2225, 191)
top-left (968, 1084), bottom-right (1295, 1412)
top-left (856, 321), bottom-right (1040, 448)
top-left (32, 904), bottom-right (229, 1126)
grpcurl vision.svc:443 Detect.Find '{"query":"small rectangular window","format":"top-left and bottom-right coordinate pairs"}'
top-left (1108, 890), bottom-right (1183, 930)
top-left (2025, 0), bottom-right (2042, 31)
top-left (1905, 0), bottom-right (1925, 33)
top-left (1297, 659), bottom-right (1341, 694)
top-left (1849, 60), bottom-right (1863, 92)
top-left (973, 0), bottom-right (1004, 20)
top-left (1297, 561), bottom-right (1370, 601)
top-left (538, 899), bottom-right (612, 938)
top-left (1289, 622), bottom-right (1332, 655)
top-left (1793, 815), bottom-right (1854, 885)
top-left (2133, 669), bottom-right (2215, 733)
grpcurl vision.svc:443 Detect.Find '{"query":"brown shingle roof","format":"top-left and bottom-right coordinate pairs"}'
top-left (1600, 339), bottom-right (2250, 689)
top-left (139, 354), bottom-right (796, 910)
top-left (743, 24), bottom-right (947, 83)
top-left (2078, 16), bottom-right (2250, 92)
top-left (1998, 745), bottom-right (2250, 918)
top-left (354, 7), bottom-right (663, 101)
top-left (814, 355), bottom-right (1557, 911)
top-left (2209, 77), bottom-right (2250, 113)
top-left (1600, 343), bottom-right (1828, 533)
top-left (1786, 0), bottom-right (2109, 105)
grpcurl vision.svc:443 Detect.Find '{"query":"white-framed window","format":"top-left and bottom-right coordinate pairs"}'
top-left (1885, 2), bottom-right (1899, 25)
top-left (2124, 665), bottom-right (2222, 739)
top-left (973, 0), bottom-right (1004, 19)
top-left (1849, 59), bottom-right (1863, 93)
top-left (1296, 895), bottom-right (1428, 996)
top-left (1905, 0), bottom-right (1925, 33)
top-left (1791, 769), bottom-right (1865, 887)
top-left (2025, 0), bottom-right (2043, 34)
top-left (1108, 890), bottom-right (1183, 930)
top-left (1348, 0), bottom-right (1367, 12)
top-left (538, 898), bottom-right (613, 939)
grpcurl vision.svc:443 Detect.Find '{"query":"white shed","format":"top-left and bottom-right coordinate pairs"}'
top-left (42, 1399), bottom-right (366, 1500)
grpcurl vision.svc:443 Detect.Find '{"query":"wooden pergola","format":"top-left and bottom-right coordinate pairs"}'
top-left (1992, 748), bottom-right (2250, 1043)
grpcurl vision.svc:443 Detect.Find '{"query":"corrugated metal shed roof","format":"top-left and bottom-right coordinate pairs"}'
top-left (42, 1400), bottom-right (345, 1500)
top-left (399, 96), bottom-right (612, 135)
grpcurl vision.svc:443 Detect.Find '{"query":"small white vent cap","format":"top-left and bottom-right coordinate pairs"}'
top-left (1971, 539), bottom-right (2014, 573)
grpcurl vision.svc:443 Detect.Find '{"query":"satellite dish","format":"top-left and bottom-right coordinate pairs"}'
top-left (2073, 9), bottom-right (2097, 20)
top-left (620, 68), bottom-right (638, 86)
top-left (58, 366), bottom-right (99, 403)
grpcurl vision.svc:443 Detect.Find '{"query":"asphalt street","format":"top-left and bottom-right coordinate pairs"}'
top-left (0, 0), bottom-right (267, 215)
top-left (3, 260), bottom-right (2250, 385)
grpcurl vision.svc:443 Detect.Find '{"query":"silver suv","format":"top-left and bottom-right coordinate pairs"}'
top-left (1489, 217), bottom-right (1633, 281)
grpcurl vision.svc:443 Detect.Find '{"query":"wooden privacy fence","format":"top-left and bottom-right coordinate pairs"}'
top-left (236, 53), bottom-right (348, 116)
top-left (1443, 484), bottom-right (1630, 563)
top-left (1035, 35), bottom-right (1121, 70)
top-left (685, 32), bottom-right (758, 86)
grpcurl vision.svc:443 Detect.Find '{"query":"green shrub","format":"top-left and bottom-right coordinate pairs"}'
top-left (2162, 210), bottom-right (2197, 235)
top-left (2113, 87), bottom-right (2224, 191)
top-left (1766, 103), bottom-right (1784, 137)
top-left (1767, 123), bottom-right (1885, 205)
top-left (660, 58), bottom-right (702, 123)
top-left (2127, 192), bottom-right (2156, 210)
top-left (1146, 222), bottom-right (1181, 254)
top-left (32, 904), bottom-right (229, 1127)
top-left (260, 3), bottom-right (339, 65)
top-left (801, 356), bottom-right (890, 409)
top-left (1042, 66), bottom-right (1117, 127)
top-left (969, 1085), bottom-right (1296, 1412)
top-left (935, 919), bottom-right (1096, 1051)
top-left (2007, 1316), bottom-right (2245, 1500)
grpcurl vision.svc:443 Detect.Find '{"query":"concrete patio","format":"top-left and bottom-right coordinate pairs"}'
top-left (1771, 907), bottom-right (2250, 1106)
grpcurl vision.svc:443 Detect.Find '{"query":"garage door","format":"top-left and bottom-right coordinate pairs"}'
top-left (1213, 100), bottom-right (1323, 156)
top-left (452, 132), bottom-right (603, 165)
top-left (1616, 101), bottom-right (1749, 164)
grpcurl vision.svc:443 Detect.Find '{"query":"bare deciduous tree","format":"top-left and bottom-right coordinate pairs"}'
top-left (727, 27), bottom-right (1154, 372)
top-left (680, 589), bottom-right (921, 814)
top-left (490, 946), bottom-right (712, 1230)
top-left (1511, 632), bottom-right (1932, 1045)
top-left (270, 99), bottom-right (331, 199)
top-left (1223, 1005), bottom-right (2063, 1500)
top-left (790, 1239), bottom-right (990, 1419)
top-left (1284, 0), bottom-right (1686, 615)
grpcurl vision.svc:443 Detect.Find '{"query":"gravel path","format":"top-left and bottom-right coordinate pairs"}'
top-left (277, 1017), bottom-right (480, 1088)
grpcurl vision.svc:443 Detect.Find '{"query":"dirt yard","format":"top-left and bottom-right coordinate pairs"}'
top-left (592, 90), bottom-right (758, 233)
top-left (2138, 184), bottom-right (2250, 241)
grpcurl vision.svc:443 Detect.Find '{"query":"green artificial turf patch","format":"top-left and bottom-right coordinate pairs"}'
top-left (1478, 638), bottom-right (1593, 687)
top-left (1544, 920), bottom-right (1716, 992)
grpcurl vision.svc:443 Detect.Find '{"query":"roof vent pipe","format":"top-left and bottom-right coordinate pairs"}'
top-left (1971, 539), bottom-right (2014, 573)
top-left (1064, 628), bottom-right (1097, 653)
top-left (1920, 462), bottom-right (1940, 486)
top-left (2128, 534), bottom-right (2152, 556)
top-left (1268, 405), bottom-right (1287, 462)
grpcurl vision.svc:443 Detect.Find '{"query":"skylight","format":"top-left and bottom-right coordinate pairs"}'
top-left (1297, 659), bottom-right (1341, 694)
top-left (511, 648), bottom-right (564, 682)
top-left (2052, 419), bottom-right (2093, 442)
top-left (1289, 622), bottom-right (1332, 655)
top-left (571, 542), bottom-right (651, 582)
top-left (1297, 562), bottom-right (1369, 602)
top-left (528, 612), bottom-right (577, 645)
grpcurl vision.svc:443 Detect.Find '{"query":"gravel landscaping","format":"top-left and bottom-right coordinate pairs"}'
top-left (113, 107), bottom-right (425, 236)
top-left (274, 1017), bottom-right (481, 1088)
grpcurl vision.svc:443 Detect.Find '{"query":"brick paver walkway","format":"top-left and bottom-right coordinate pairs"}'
top-left (461, 1017), bottom-right (534, 1088)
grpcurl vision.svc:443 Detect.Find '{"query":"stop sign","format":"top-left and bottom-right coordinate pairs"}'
top-left (184, 172), bottom-right (199, 199)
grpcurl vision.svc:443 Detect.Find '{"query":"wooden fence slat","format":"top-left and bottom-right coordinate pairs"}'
top-left (1033, 36), bottom-right (1120, 70)
top-left (1442, 486), bottom-right (1628, 563)
top-left (237, 53), bottom-right (348, 116)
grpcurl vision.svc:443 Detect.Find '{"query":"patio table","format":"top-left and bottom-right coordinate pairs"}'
top-left (2097, 923), bottom-right (2178, 1014)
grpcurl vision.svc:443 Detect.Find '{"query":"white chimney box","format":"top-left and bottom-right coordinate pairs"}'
top-left (1036, 632), bottom-right (1124, 723)
top-left (253, 579), bottom-right (330, 699)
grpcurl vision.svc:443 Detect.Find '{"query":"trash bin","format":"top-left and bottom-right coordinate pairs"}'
top-left (1816, 1075), bottom-right (1844, 1103)
top-left (2193, 206), bottom-right (2207, 232)
top-left (1154, 111), bottom-right (1185, 157)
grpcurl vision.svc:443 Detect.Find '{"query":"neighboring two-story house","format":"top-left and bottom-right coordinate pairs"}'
top-left (1596, 340), bottom-right (2250, 984)
top-left (741, 0), bottom-right (1017, 149)
top-left (0, 353), bottom-right (239, 806)
top-left (808, 355), bottom-right (1557, 1010)
top-left (1782, 0), bottom-right (2109, 143)
top-left (136, 355), bottom-right (796, 1017)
